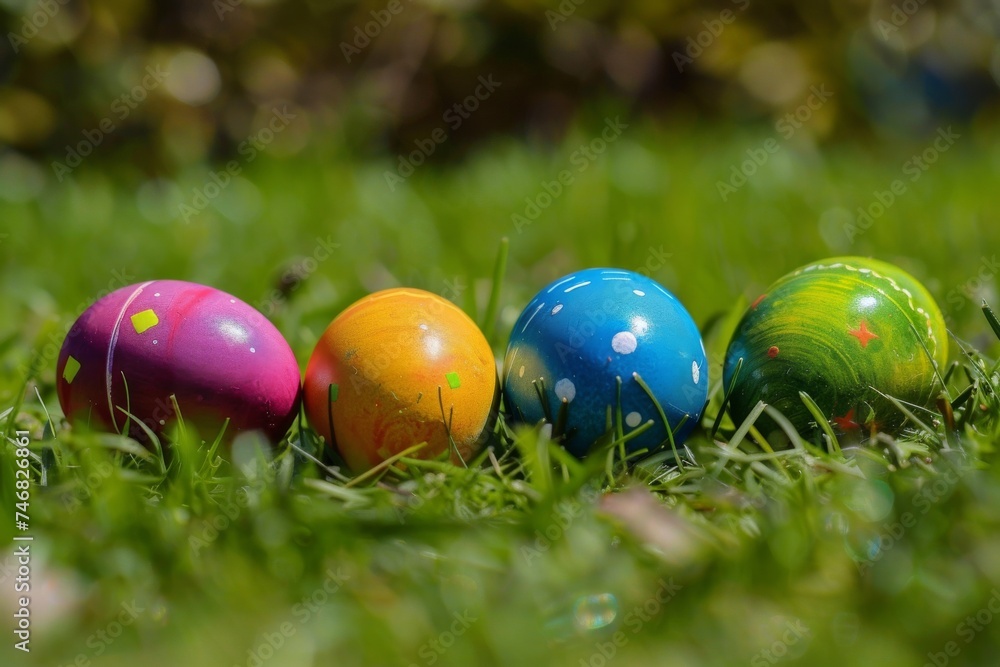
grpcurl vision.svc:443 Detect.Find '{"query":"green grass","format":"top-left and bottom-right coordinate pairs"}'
top-left (3, 120), bottom-right (1000, 667)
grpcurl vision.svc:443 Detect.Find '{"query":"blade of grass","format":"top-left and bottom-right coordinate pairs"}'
top-left (711, 357), bottom-right (742, 438)
top-left (481, 237), bottom-right (509, 343)
top-left (984, 301), bottom-right (1000, 341)
top-left (871, 388), bottom-right (942, 445)
top-left (114, 406), bottom-right (166, 475)
top-left (907, 319), bottom-right (950, 401)
top-left (633, 371), bottom-right (684, 472)
top-left (344, 441), bottom-right (430, 488)
top-left (799, 391), bottom-right (840, 455)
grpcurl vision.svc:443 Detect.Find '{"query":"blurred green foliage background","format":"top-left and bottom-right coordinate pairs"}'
top-left (3, 0), bottom-right (1000, 172)
top-left (3, 2), bottom-right (1000, 667)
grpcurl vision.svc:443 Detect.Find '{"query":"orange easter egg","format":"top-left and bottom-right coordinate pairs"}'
top-left (304, 288), bottom-right (499, 473)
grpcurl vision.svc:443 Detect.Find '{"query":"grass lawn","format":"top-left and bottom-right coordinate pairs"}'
top-left (2, 121), bottom-right (1000, 667)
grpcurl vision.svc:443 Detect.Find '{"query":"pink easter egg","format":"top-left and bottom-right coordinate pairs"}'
top-left (56, 280), bottom-right (301, 444)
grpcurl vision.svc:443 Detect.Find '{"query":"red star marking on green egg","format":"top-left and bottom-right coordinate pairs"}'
top-left (832, 408), bottom-right (861, 431)
top-left (848, 320), bottom-right (879, 348)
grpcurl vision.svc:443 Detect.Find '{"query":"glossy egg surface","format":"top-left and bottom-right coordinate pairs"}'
top-left (304, 288), bottom-right (499, 473)
top-left (723, 256), bottom-right (947, 440)
top-left (57, 280), bottom-right (302, 443)
top-left (503, 268), bottom-right (708, 457)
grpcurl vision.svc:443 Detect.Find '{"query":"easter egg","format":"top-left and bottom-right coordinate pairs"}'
top-left (303, 288), bottom-right (499, 473)
top-left (503, 268), bottom-right (708, 457)
top-left (56, 280), bottom-right (302, 443)
top-left (723, 257), bottom-right (947, 442)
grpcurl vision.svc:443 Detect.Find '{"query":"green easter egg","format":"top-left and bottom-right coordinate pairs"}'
top-left (723, 257), bottom-right (947, 443)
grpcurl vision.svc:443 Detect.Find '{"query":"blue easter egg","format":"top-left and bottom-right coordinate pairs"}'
top-left (502, 268), bottom-right (708, 457)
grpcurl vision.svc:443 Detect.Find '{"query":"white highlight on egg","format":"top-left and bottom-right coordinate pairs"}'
top-left (218, 320), bottom-right (250, 344)
top-left (551, 304), bottom-right (563, 315)
top-left (633, 289), bottom-right (645, 296)
top-left (555, 378), bottom-right (576, 402)
top-left (521, 303), bottom-right (545, 332)
top-left (564, 281), bottom-right (591, 293)
top-left (611, 331), bottom-right (637, 355)
top-left (692, 361), bottom-right (700, 384)
top-left (518, 365), bottom-right (525, 378)
top-left (547, 276), bottom-right (576, 293)
top-left (424, 334), bottom-right (442, 357)
top-left (625, 411), bottom-right (642, 428)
